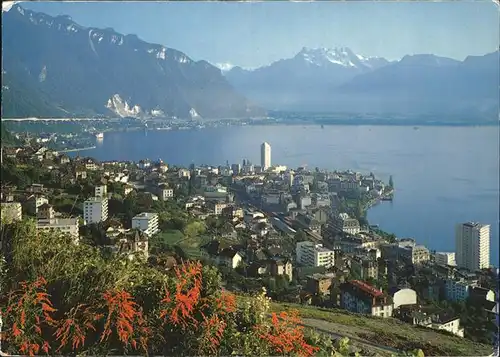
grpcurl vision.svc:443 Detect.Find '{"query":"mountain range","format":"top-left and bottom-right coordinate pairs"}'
top-left (225, 47), bottom-right (499, 118)
top-left (2, 5), bottom-right (498, 121)
top-left (1, 5), bottom-right (265, 119)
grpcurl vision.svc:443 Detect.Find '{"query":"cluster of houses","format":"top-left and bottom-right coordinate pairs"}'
top-left (0, 147), bottom-right (175, 258)
top-left (0, 179), bottom-right (158, 259)
top-left (1, 146), bottom-right (496, 341)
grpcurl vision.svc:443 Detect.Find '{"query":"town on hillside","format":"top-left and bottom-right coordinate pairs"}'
top-left (0, 141), bottom-right (497, 348)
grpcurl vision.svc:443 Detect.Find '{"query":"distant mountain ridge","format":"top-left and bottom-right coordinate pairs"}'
top-left (225, 46), bottom-right (390, 111)
top-left (1, 5), bottom-right (265, 119)
top-left (224, 47), bottom-right (499, 119)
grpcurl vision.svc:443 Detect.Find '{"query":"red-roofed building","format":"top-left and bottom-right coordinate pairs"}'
top-left (340, 280), bottom-right (394, 318)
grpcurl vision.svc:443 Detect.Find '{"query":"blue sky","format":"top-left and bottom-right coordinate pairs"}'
top-left (20, 1), bottom-right (499, 68)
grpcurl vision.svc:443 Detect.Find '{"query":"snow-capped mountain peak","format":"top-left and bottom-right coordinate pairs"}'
top-left (215, 63), bottom-right (235, 72)
top-left (298, 47), bottom-right (358, 67)
top-left (297, 46), bottom-right (388, 69)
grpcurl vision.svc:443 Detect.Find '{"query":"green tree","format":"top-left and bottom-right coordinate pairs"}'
top-left (387, 234), bottom-right (397, 243)
top-left (389, 175), bottom-right (394, 188)
top-left (354, 199), bottom-right (365, 222)
top-left (183, 220), bottom-right (206, 239)
top-left (294, 229), bottom-right (307, 243)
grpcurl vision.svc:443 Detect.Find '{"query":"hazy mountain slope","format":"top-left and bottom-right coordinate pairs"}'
top-left (225, 47), bottom-right (498, 118)
top-left (2, 5), bottom-right (265, 119)
top-left (336, 52), bottom-right (499, 116)
top-left (225, 47), bottom-right (390, 110)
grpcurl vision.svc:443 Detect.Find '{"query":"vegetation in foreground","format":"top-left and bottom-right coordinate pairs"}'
top-left (0, 220), bottom-right (396, 356)
top-left (0, 219), bottom-right (430, 357)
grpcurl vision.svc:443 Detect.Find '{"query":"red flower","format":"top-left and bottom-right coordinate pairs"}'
top-left (99, 288), bottom-right (149, 352)
top-left (3, 277), bottom-right (56, 356)
top-left (54, 304), bottom-right (96, 352)
top-left (256, 310), bottom-right (319, 357)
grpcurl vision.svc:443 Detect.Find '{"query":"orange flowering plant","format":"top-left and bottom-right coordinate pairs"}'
top-left (157, 261), bottom-right (234, 354)
top-left (1, 277), bottom-right (56, 356)
top-left (53, 303), bottom-right (100, 353)
top-left (98, 288), bottom-right (151, 353)
top-left (1, 217), bottom-right (330, 357)
top-left (256, 310), bottom-right (320, 357)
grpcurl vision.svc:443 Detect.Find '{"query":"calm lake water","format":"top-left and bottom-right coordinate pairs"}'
top-left (75, 125), bottom-right (499, 265)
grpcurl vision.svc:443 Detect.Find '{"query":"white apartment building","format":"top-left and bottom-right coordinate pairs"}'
top-left (408, 245), bottom-right (431, 265)
top-left (83, 197), bottom-right (109, 224)
top-left (455, 222), bottom-right (490, 271)
top-left (26, 195), bottom-right (49, 215)
top-left (94, 185), bottom-right (108, 198)
top-left (132, 212), bottom-right (159, 237)
top-left (210, 202), bottom-right (228, 215)
top-left (158, 187), bottom-right (174, 201)
top-left (296, 241), bottom-right (335, 268)
top-left (298, 195), bottom-right (312, 210)
top-left (435, 252), bottom-right (456, 266)
top-left (36, 217), bottom-right (79, 242)
top-left (260, 142), bottom-right (271, 170)
top-left (0, 202), bottom-right (22, 224)
top-left (331, 213), bottom-right (361, 235)
top-left (178, 169), bottom-right (191, 179)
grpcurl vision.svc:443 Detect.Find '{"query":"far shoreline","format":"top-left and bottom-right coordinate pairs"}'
top-left (1, 117), bottom-right (498, 128)
top-left (57, 145), bottom-right (96, 153)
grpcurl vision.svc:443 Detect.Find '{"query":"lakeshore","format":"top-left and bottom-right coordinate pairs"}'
top-left (58, 125), bottom-right (498, 262)
top-left (3, 123), bottom-right (497, 262)
top-left (58, 145), bottom-right (96, 153)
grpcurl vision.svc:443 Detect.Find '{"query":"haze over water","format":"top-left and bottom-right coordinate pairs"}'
top-left (79, 125), bottom-right (499, 264)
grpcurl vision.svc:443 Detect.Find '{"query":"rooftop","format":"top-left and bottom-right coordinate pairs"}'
top-left (37, 218), bottom-right (78, 227)
top-left (348, 280), bottom-right (384, 298)
top-left (133, 212), bottom-right (158, 219)
top-left (462, 222), bottom-right (489, 229)
top-left (85, 196), bottom-right (107, 203)
top-left (308, 272), bottom-right (336, 281)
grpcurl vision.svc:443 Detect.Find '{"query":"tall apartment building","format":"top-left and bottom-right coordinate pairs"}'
top-left (435, 252), bottom-right (456, 266)
top-left (83, 197), bottom-right (109, 224)
top-left (132, 212), bottom-right (159, 237)
top-left (260, 142), bottom-right (271, 170)
top-left (94, 185), bottom-right (108, 198)
top-left (296, 241), bottom-right (335, 268)
top-left (455, 222), bottom-right (490, 271)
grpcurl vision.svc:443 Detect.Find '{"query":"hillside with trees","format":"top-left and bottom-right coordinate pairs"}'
top-left (0, 219), bottom-right (355, 356)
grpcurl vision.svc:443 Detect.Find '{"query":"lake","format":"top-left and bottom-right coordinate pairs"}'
top-left (74, 124), bottom-right (499, 265)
